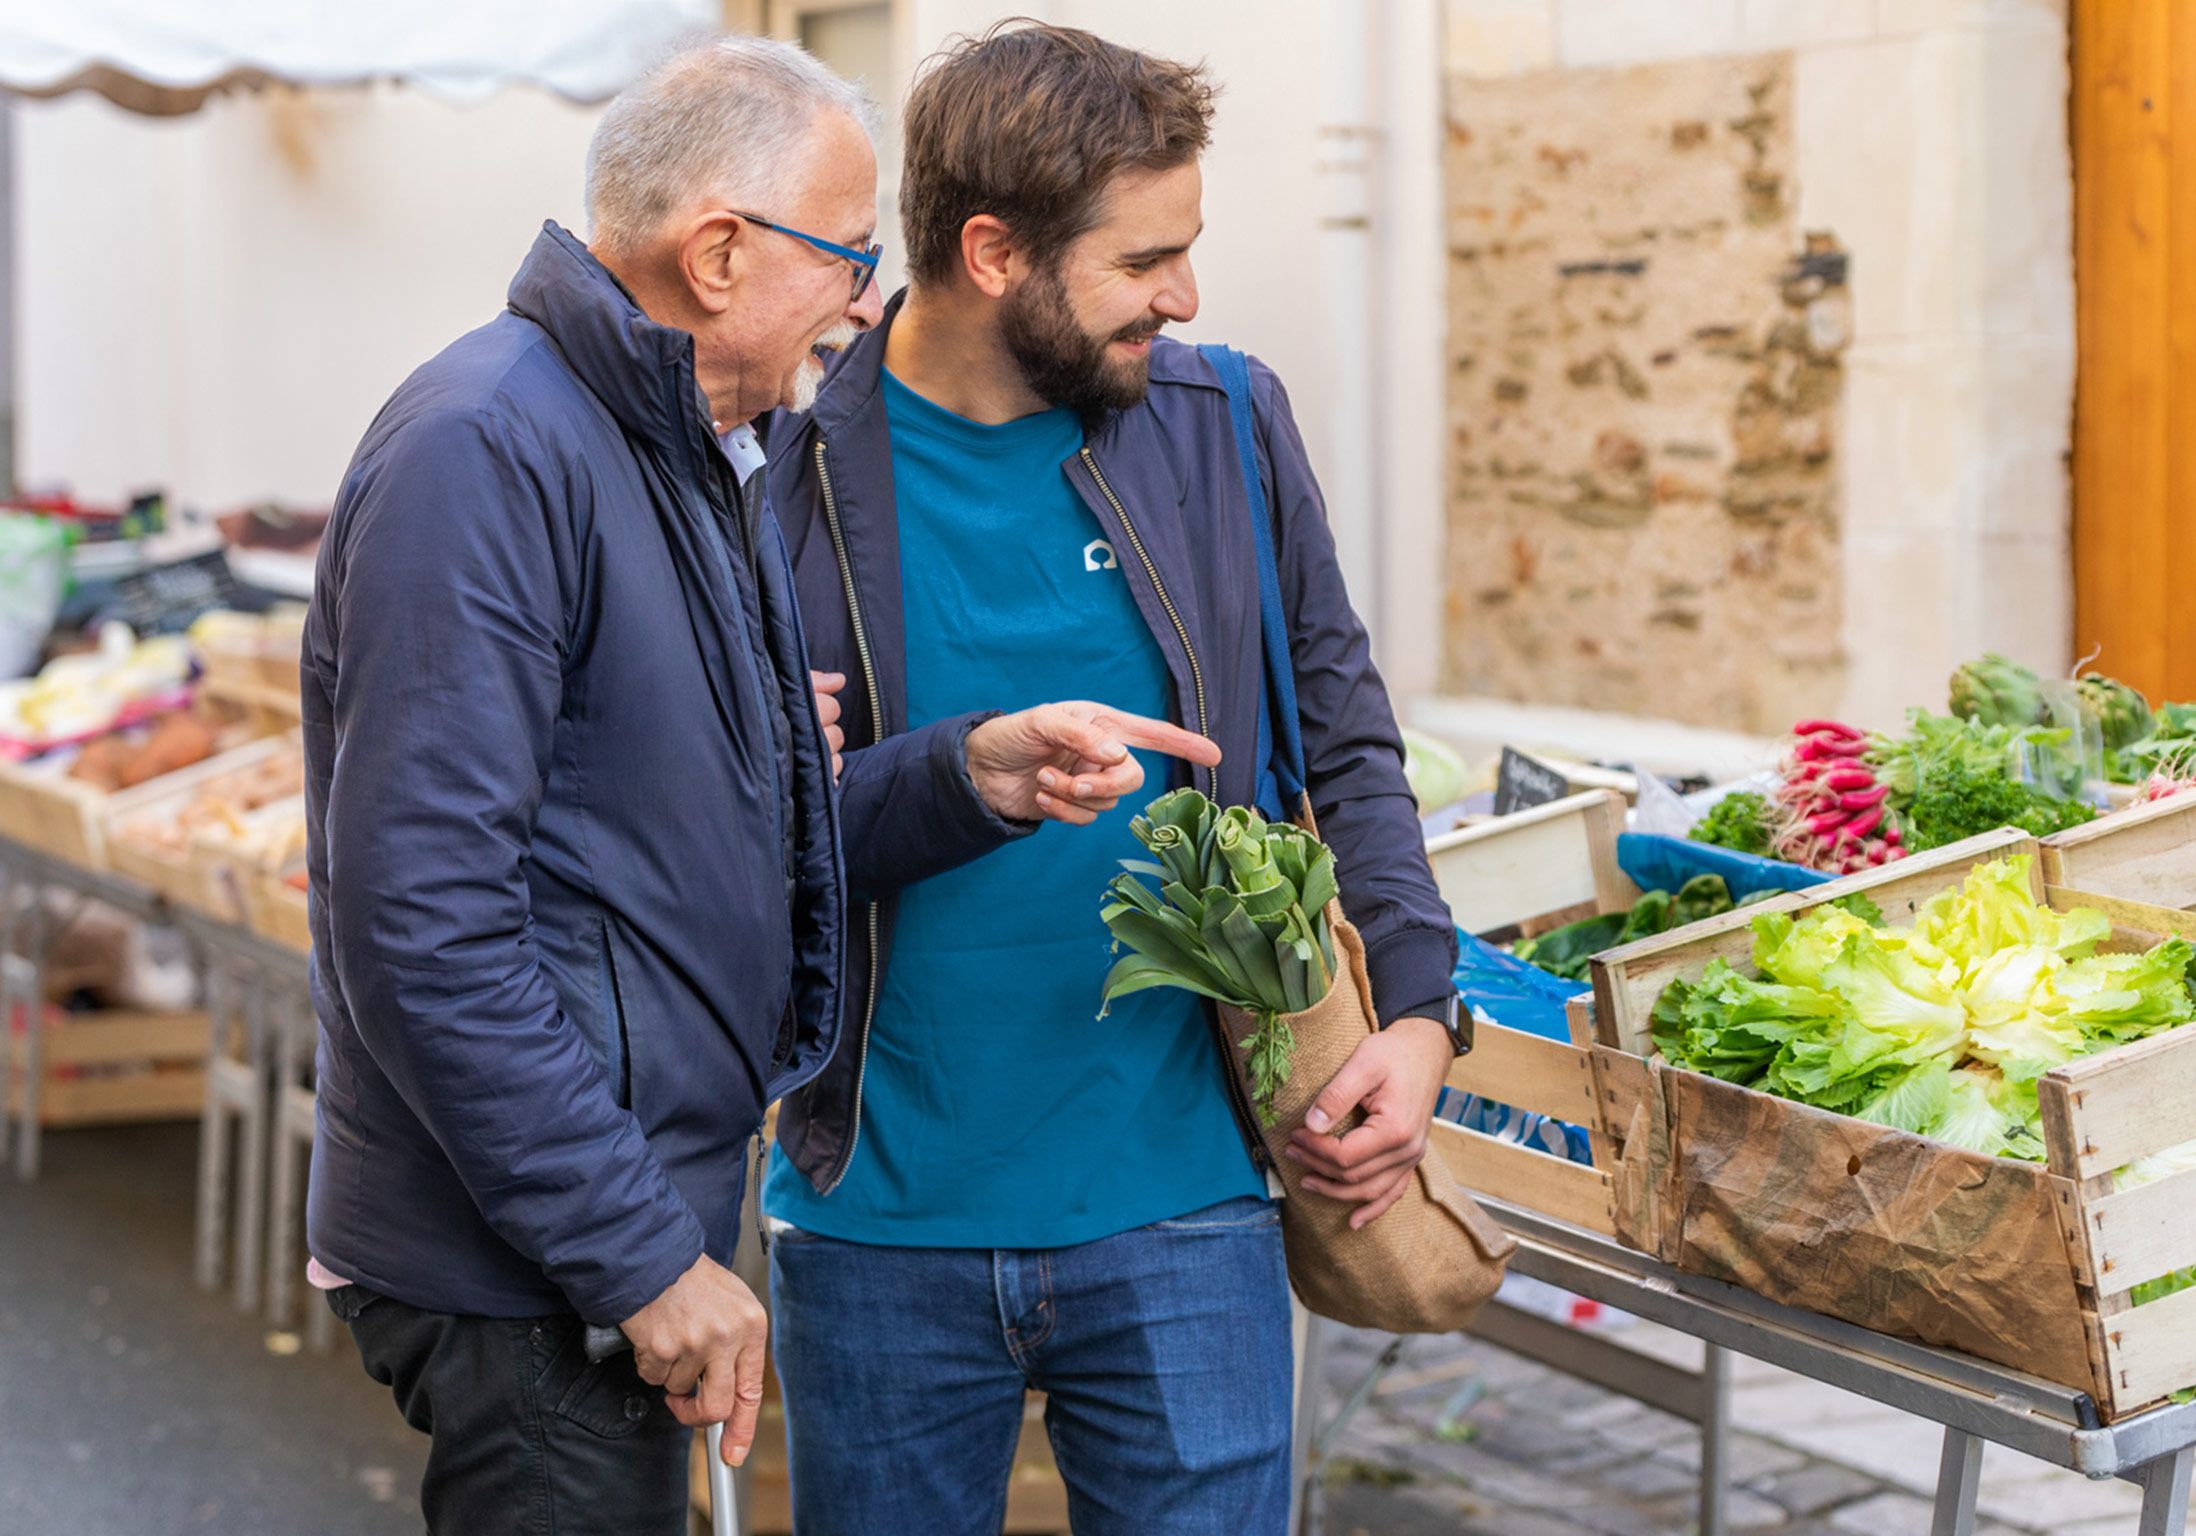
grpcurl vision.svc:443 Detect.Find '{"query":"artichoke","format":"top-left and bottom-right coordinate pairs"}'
top-left (2076, 672), bottom-right (2155, 753)
top-left (1948, 653), bottom-right (2048, 729)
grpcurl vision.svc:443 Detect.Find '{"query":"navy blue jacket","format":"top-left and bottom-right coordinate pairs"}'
top-left (302, 224), bottom-right (845, 1324)
top-left (765, 295), bottom-right (1458, 1195)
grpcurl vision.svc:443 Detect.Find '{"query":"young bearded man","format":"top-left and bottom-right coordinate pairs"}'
top-left (762, 23), bottom-right (1465, 1535)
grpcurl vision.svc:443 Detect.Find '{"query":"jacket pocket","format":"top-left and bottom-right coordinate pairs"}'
top-left (597, 915), bottom-right (632, 1108)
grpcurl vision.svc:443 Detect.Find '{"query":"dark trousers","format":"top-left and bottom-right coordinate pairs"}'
top-left (329, 1284), bottom-right (690, 1536)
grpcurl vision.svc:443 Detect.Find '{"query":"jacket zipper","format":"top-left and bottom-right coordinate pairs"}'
top-left (1079, 448), bottom-right (1210, 760)
top-left (1078, 447), bottom-right (1269, 1170)
top-left (815, 437), bottom-right (882, 1194)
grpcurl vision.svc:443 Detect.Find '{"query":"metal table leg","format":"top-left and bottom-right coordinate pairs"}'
top-left (1291, 1310), bottom-right (1329, 1536)
top-left (13, 885), bottom-right (50, 1180)
top-left (1699, 1343), bottom-right (1732, 1536)
top-left (195, 960), bottom-right (236, 1292)
top-left (2137, 1445), bottom-right (2193, 1536)
top-left (0, 869), bottom-right (18, 1152)
top-left (264, 983), bottom-right (316, 1327)
top-left (1930, 1426), bottom-right (1983, 1536)
top-left (231, 968), bottom-right (272, 1313)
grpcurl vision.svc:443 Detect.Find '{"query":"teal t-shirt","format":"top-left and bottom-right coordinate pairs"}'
top-left (764, 370), bottom-right (1264, 1247)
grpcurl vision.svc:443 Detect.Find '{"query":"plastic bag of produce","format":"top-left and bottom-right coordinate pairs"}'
top-left (0, 514), bottom-right (67, 680)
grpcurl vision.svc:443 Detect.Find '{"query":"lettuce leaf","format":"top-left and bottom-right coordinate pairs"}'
top-left (1648, 855), bottom-right (2193, 1163)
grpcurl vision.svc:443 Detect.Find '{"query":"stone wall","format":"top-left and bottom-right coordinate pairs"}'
top-left (1439, 0), bottom-right (2074, 735)
top-left (1444, 52), bottom-right (1849, 733)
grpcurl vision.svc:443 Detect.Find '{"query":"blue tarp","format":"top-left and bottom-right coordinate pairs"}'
top-left (1437, 931), bottom-right (1595, 1164)
top-left (1437, 845), bottom-right (1825, 1167)
top-left (1616, 831), bottom-right (1832, 903)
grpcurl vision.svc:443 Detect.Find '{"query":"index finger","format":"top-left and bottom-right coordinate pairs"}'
top-left (1096, 710), bottom-right (1223, 767)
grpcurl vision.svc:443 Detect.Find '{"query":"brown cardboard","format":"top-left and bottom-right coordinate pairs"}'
top-left (1652, 1066), bottom-right (2095, 1392)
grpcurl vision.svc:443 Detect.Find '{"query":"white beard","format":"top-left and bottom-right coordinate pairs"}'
top-left (787, 353), bottom-right (825, 414)
top-left (786, 322), bottom-right (859, 415)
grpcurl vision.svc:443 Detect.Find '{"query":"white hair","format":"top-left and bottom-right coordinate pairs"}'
top-left (585, 35), bottom-right (878, 257)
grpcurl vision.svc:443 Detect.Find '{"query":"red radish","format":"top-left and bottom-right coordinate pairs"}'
top-left (1824, 768), bottom-right (1875, 792)
top-left (1839, 785), bottom-right (1890, 810)
top-left (1843, 806), bottom-right (1885, 842)
top-left (1792, 719), bottom-right (1862, 739)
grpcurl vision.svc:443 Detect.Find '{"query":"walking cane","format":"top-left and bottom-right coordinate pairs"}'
top-left (584, 1324), bottom-right (740, 1536)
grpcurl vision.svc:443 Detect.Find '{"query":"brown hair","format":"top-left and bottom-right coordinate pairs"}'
top-left (900, 21), bottom-right (1218, 287)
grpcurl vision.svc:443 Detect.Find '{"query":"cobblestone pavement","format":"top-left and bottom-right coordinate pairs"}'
top-left (1309, 1306), bottom-right (2147, 1536)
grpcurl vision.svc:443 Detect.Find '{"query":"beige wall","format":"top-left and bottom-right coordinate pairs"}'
top-left (1442, 0), bottom-right (2075, 733)
top-left (9, 4), bottom-right (1440, 694)
top-left (14, 84), bottom-right (604, 508)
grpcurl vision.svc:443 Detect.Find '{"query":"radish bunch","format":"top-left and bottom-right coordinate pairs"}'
top-left (1771, 719), bottom-right (1907, 874)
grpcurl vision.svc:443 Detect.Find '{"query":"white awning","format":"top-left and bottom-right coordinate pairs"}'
top-left (0, 1), bottom-right (719, 115)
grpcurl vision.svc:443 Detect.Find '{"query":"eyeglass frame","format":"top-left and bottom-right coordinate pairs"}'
top-left (726, 209), bottom-right (882, 303)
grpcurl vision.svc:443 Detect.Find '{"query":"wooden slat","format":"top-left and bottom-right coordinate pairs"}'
top-left (1425, 789), bottom-right (1636, 936)
top-left (2077, 1161), bottom-right (2196, 1300)
top-left (2045, 885), bottom-right (2196, 942)
top-left (2040, 1021), bottom-right (2196, 1180)
top-left (1446, 1019), bottom-right (1597, 1121)
top-left (0, 760), bottom-right (109, 867)
top-left (9, 1069), bottom-right (208, 1126)
top-left (8, 1010), bottom-right (207, 1070)
top-left (2099, 1278), bottom-right (2196, 1417)
top-left (2043, 795), bottom-right (2196, 910)
top-left (1587, 1043), bottom-right (1653, 1134)
top-left (1430, 1118), bottom-right (1614, 1235)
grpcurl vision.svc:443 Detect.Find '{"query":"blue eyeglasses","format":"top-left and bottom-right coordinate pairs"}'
top-left (728, 210), bottom-right (882, 303)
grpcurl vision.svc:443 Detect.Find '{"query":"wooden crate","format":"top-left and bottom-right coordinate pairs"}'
top-left (244, 865), bottom-right (311, 952)
top-left (6, 1007), bottom-right (208, 1126)
top-left (0, 753), bottom-right (114, 867)
top-left (1425, 788), bottom-right (1638, 938)
top-left (101, 737), bottom-right (300, 905)
top-left (1425, 789), bottom-right (1643, 1239)
top-left (0, 724), bottom-right (286, 874)
top-left (2040, 792), bottom-right (2196, 938)
top-left (1586, 828), bottom-right (2196, 1421)
top-left (185, 795), bottom-right (308, 931)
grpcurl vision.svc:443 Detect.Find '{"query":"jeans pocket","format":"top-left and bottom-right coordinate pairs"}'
top-left (1150, 1195), bottom-right (1282, 1232)
top-left (529, 1317), bottom-right (666, 1440)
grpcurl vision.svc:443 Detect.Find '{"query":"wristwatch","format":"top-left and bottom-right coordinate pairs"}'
top-left (1436, 992), bottom-right (1474, 1057)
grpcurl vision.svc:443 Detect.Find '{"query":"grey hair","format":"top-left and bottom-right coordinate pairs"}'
top-left (585, 35), bottom-right (878, 257)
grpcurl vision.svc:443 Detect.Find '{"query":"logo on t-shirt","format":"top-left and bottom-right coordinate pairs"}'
top-left (1083, 539), bottom-right (1119, 572)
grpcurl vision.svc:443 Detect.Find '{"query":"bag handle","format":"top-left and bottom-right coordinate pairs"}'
top-left (1198, 342), bottom-right (1307, 812)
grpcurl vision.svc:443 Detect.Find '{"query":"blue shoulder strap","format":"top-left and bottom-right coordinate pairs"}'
top-left (1198, 342), bottom-right (1306, 815)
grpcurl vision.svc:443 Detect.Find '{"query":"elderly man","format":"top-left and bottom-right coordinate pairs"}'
top-left (302, 37), bottom-right (877, 1533)
top-left (304, 36), bottom-right (1212, 1534)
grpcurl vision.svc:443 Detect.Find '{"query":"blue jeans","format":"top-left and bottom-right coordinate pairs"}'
top-left (768, 1195), bottom-right (1294, 1536)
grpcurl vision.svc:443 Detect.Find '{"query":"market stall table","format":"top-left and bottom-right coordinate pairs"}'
top-left (1455, 1193), bottom-right (2195, 1536)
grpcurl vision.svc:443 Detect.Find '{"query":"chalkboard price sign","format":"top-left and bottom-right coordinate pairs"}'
top-left (1493, 747), bottom-right (1571, 816)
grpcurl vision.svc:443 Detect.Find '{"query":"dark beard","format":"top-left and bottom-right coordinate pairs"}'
top-left (999, 263), bottom-right (1161, 430)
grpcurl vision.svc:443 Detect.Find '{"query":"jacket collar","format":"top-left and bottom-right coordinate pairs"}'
top-left (506, 221), bottom-right (713, 458)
